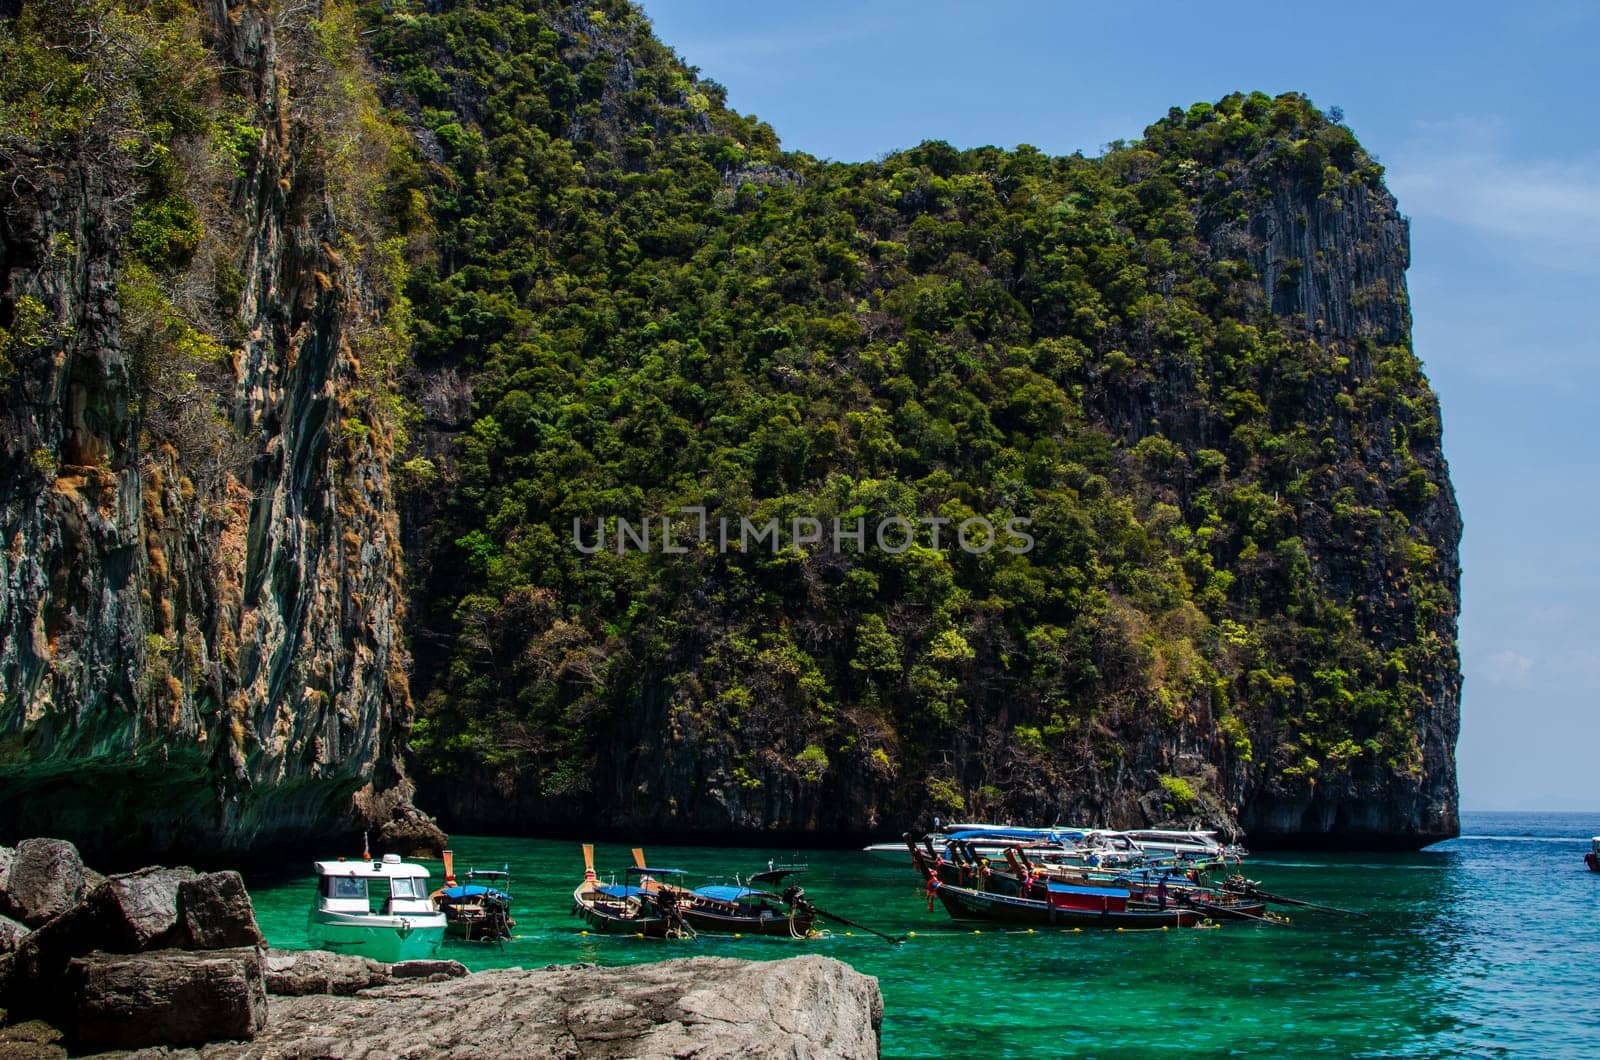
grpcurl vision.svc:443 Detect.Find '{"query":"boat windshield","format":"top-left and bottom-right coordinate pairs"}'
top-left (390, 876), bottom-right (426, 900)
top-left (324, 876), bottom-right (368, 900)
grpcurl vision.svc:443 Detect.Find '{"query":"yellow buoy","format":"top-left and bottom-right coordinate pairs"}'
top-left (580, 930), bottom-right (589, 936)
top-left (1116, 927), bottom-right (1124, 933)
top-left (1162, 926), bottom-right (1169, 931)
top-left (1026, 929), bottom-right (1035, 935)
top-left (635, 932), bottom-right (644, 938)
top-left (972, 929), bottom-right (981, 935)
top-left (907, 931), bottom-right (916, 938)
top-left (734, 933), bottom-right (742, 939)
top-left (846, 931), bottom-right (853, 937)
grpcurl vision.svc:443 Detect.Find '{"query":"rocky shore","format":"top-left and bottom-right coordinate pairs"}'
top-left (0, 839), bottom-right (883, 1058)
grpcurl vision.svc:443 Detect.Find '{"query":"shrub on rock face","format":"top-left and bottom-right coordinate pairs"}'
top-left (2, 839), bottom-right (87, 928)
top-left (65, 947), bottom-right (267, 1052)
top-left (178, 871), bottom-right (265, 950)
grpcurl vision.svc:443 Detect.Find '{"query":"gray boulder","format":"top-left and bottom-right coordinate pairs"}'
top-left (0, 845), bottom-right (14, 893)
top-left (0, 866), bottom-right (194, 1022)
top-left (93, 865), bottom-right (197, 951)
top-left (209, 954), bottom-right (881, 1059)
top-left (261, 949), bottom-right (469, 997)
top-left (64, 946), bottom-right (267, 1052)
top-left (390, 957), bottom-right (470, 982)
top-left (263, 948), bottom-right (392, 996)
top-left (0, 913), bottom-right (28, 953)
top-left (1, 840), bottom-right (85, 928)
top-left (178, 871), bottom-right (264, 950)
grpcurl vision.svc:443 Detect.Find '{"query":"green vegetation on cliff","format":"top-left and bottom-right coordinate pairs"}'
top-left (0, 0), bottom-right (1459, 848)
top-left (359, 0), bottom-right (1458, 835)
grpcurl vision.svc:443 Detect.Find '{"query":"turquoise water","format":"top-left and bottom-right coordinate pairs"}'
top-left (249, 812), bottom-right (1600, 1057)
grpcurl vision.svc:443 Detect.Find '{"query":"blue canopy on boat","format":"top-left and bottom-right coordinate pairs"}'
top-left (946, 827), bottom-right (1085, 842)
top-left (1046, 882), bottom-right (1131, 899)
top-left (594, 884), bottom-right (650, 898)
top-left (694, 885), bottom-right (759, 902)
top-left (438, 884), bottom-right (511, 901)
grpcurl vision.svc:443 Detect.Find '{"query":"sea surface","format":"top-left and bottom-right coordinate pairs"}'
top-left (248, 811), bottom-right (1600, 1058)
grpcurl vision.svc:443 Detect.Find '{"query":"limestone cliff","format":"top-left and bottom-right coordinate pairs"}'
top-left (0, 0), bottom-right (437, 860)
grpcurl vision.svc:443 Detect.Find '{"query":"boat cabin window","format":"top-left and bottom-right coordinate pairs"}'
top-left (323, 876), bottom-right (368, 900)
top-left (389, 876), bottom-right (425, 900)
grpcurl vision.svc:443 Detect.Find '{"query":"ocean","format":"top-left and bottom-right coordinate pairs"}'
top-left (248, 811), bottom-right (1600, 1057)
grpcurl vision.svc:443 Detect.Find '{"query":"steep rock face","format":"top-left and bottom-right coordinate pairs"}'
top-left (1203, 162), bottom-right (1460, 847)
top-left (0, 0), bottom-right (434, 860)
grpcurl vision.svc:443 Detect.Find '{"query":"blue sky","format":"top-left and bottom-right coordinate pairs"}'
top-left (640, 0), bottom-right (1600, 811)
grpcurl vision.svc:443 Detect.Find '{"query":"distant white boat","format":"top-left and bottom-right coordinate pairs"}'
top-left (306, 854), bottom-right (447, 962)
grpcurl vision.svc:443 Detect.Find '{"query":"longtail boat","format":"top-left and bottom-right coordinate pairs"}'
top-left (430, 849), bottom-right (516, 942)
top-left (1588, 838), bottom-right (1600, 874)
top-left (571, 844), bottom-right (693, 938)
top-left (909, 837), bottom-right (1265, 928)
top-left (865, 823), bottom-right (1247, 867)
top-left (980, 843), bottom-right (1270, 923)
top-left (628, 848), bottom-right (818, 938)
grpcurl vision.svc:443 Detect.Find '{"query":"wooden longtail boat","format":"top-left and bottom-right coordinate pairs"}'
top-left (628, 848), bottom-right (818, 938)
top-left (430, 850), bottom-right (516, 941)
top-left (908, 837), bottom-right (1253, 929)
top-left (571, 844), bottom-right (692, 938)
top-left (929, 877), bottom-right (1206, 929)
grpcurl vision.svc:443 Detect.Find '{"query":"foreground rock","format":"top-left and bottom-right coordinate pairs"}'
top-left (65, 948), bottom-right (267, 1053)
top-left (0, 848), bottom-right (267, 1051)
top-left (149, 955), bottom-right (882, 1059)
top-left (263, 949), bottom-right (466, 997)
top-left (1, 840), bottom-right (87, 928)
top-left (0, 1019), bottom-right (65, 1060)
top-left (179, 873), bottom-right (266, 951)
top-left (0, 913), bottom-right (28, 953)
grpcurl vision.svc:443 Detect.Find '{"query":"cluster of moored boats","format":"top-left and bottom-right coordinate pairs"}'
top-left (306, 848), bottom-right (517, 962)
top-left (304, 821), bottom-right (1364, 961)
top-left (896, 824), bottom-right (1283, 929)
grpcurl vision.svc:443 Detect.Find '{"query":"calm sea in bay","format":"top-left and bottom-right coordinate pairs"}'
top-left (248, 811), bottom-right (1600, 1057)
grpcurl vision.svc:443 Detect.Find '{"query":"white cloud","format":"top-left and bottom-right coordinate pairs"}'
top-left (1387, 119), bottom-right (1600, 274)
top-left (1482, 649), bottom-right (1535, 686)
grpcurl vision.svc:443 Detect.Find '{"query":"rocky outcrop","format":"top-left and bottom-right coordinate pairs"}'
top-left (0, 0), bottom-right (437, 860)
top-left (0, 913), bottom-right (26, 953)
top-left (178, 872), bottom-right (265, 951)
top-left (262, 948), bottom-right (466, 997)
top-left (1190, 130), bottom-right (1462, 849)
top-left (0, 840), bottom-right (86, 928)
top-left (65, 947), bottom-right (267, 1053)
top-left (0, 846), bottom-right (265, 1049)
top-left (187, 955), bottom-right (880, 1060)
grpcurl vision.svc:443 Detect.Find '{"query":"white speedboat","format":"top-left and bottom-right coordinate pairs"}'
top-left (306, 854), bottom-right (447, 962)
